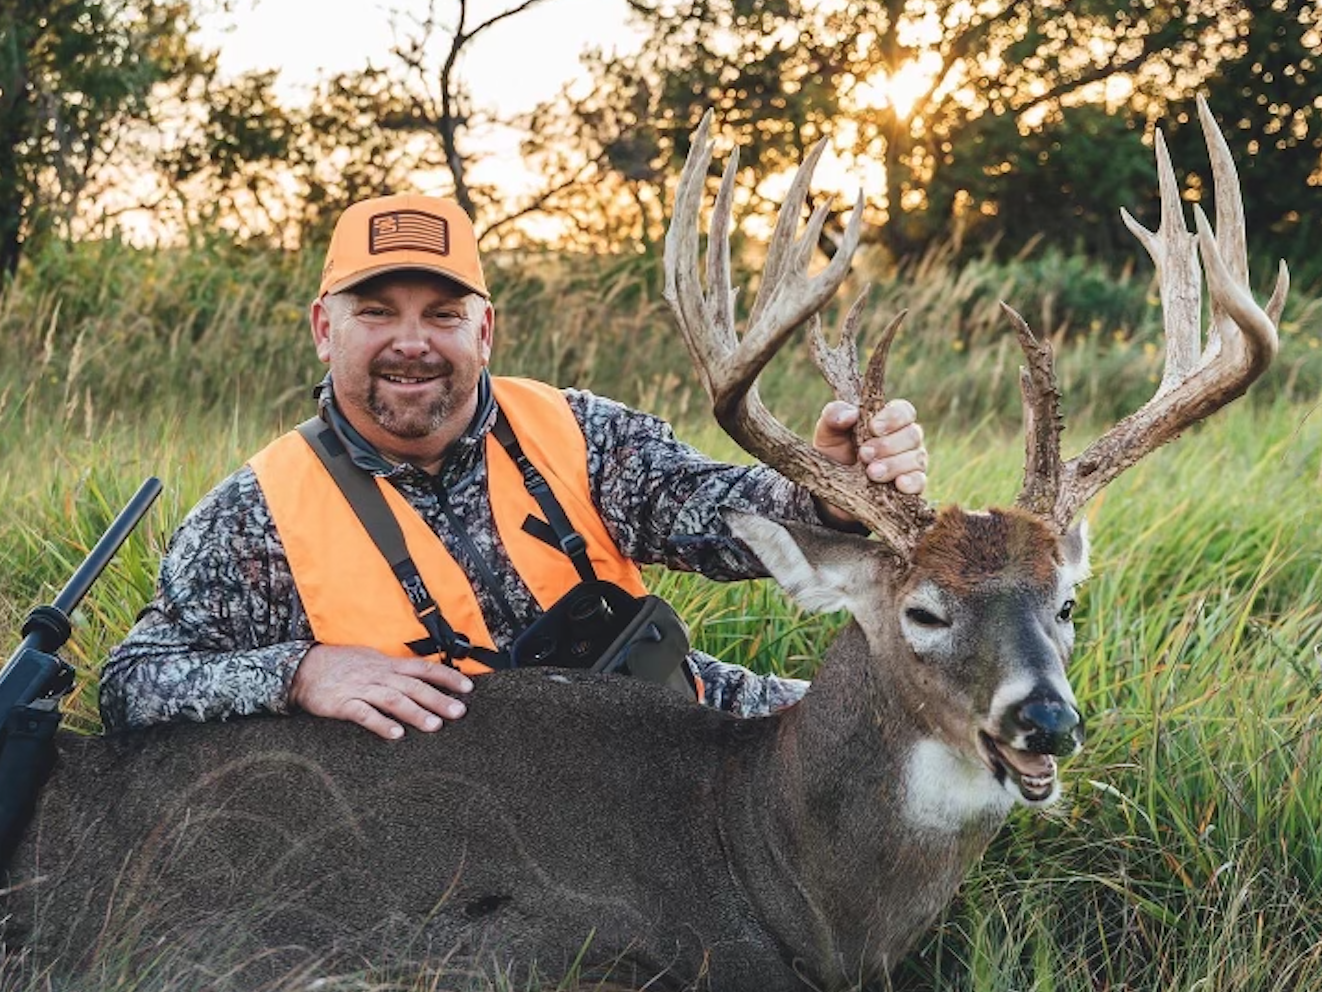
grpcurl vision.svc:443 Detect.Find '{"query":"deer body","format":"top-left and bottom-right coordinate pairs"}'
top-left (3, 510), bottom-right (1084, 989)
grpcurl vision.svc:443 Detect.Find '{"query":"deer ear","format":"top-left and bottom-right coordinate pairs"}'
top-left (724, 511), bottom-right (891, 617)
top-left (1060, 519), bottom-right (1091, 588)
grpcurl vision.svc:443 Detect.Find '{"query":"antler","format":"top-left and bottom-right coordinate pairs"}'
top-left (663, 111), bottom-right (935, 558)
top-left (1014, 95), bottom-right (1289, 530)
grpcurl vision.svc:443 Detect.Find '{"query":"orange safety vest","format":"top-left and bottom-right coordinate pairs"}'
top-left (250, 376), bottom-right (647, 676)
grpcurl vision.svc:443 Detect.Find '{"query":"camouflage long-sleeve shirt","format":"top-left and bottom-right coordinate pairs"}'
top-left (100, 374), bottom-right (828, 731)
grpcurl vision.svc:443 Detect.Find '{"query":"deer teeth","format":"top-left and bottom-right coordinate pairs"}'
top-left (978, 732), bottom-right (1059, 802)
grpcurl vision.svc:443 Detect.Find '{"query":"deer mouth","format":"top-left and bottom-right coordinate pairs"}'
top-left (978, 732), bottom-right (1058, 804)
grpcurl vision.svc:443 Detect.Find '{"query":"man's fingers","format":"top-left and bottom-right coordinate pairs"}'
top-left (291, 647), bottom-right (474, 737)
top-left (870, 399), bottom-right (917, 435)
top-left (389, 658), bottom-right (474, 695)
top-left (391, 677), bottom-right (468, 723)
top-left (864, 447), bottom-right (929, 484)
top-left (362, 682), bottom-right (461, 731)
top-left (342, 697), bottom-right (407, 741)
top-left (823, 400), bottom-right (859, 429)
top-left (894, 470), bottom-right (927, 495)
top-left (859, 424), bottom-right (926, 462)
top-left (813, 401), bottom-right (861, 464)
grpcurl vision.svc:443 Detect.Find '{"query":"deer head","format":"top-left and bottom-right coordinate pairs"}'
top-left (664, 97), bottom-right (1285, 813)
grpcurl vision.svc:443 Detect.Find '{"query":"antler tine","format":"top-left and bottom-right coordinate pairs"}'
top-left (747, 137), bottom-right (833, 332)
top-left (664, 110), bottom-right (733, 401)
top-left (1039, 97), bottom-right (1287, 530)
top-left (1119, 127), bottom-right (1202, 392)
top-left (1005, 304), bottom-right (1063, 519)
top-left (663, 113), bottom-right (935, 558)
top-left (808, 302), bottom-right (864, 408)
top-left (809, 290), bottom-right (909, 444)
top-left (723, 177), bottom-right (866, 420)
top-left (859, 307), bottom-right (908, 443)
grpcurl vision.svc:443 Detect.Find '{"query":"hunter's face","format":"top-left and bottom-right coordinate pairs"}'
top-left (310, 271), bottom-right (493, 470)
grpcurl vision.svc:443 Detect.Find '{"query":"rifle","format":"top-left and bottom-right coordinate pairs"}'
top-left (0, 477), bottom-right (162, 869)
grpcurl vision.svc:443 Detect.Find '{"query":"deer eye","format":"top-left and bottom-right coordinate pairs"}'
top-left (905, 607), bottom-right (950, 629)
top-left (1057, 599), bottom-right (1076, 622)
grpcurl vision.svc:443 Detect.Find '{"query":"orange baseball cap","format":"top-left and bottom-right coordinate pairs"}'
top-left (317, 193), bottom-right (489, 299)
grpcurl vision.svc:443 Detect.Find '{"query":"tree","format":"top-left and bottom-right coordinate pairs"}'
top-left (170, 0), bottom-right (575, 248)
top-left (0, 0), bottom-right (206, 274)
top-left (923, 104), bottom-right (1154, 261)
top-left (1163, 0), bottom-right (1322, 282)
top-left (520, 0), bottom-right (1231, 259)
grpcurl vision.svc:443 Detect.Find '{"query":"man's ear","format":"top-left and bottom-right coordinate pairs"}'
top-left (478, 298), bottom-right (495, 366)
top-left (310, 296), bottom-right (333, 364)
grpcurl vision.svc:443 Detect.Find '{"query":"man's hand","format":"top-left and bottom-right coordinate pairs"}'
top-left (290, 645), bottom-right (473, 740)
top-left (812, 398), bottom-right (928, 527)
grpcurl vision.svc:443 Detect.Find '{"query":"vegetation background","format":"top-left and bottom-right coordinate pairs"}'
top-left (2, 0), bottom-right (1321, 988)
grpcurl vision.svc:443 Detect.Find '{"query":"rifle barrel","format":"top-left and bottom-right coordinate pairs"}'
top-left (52, 477), bottom-right (163, 617)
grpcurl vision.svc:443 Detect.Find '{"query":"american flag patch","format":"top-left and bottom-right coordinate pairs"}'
top-left (369, 211), bottom-right (450, 256)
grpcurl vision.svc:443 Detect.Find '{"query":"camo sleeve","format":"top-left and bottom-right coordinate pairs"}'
top-left (566, 389), bottom-right (829, 579)
top-left (567, 389), bottom-right (826, 716)
top-left (98, 467), bottom-right (310, 733)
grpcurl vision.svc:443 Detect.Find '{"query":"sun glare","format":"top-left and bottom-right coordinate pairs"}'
top-left (853, 52), bottom-right (945, 121)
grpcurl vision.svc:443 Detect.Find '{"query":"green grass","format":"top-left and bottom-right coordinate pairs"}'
top-left (1, 239), bottom-right (1320, 989)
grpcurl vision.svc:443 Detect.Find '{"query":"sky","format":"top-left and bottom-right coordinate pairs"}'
top-left (189, 0), bottom-right (649, 215)
top-left (196, 0), bottom-right (646, 115)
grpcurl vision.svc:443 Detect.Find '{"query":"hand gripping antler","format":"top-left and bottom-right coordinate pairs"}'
top-left (1014, 95), bottom-right (1289, 531)
top-left (663, 111), bottom-right (935, 557)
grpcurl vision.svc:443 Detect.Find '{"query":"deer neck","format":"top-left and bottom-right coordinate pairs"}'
top-left (725, 621), bottom-right (1013, 983)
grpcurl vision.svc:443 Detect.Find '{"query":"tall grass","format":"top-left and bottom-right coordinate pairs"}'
top-left (4, 237), bottom-right (1319, 442)
top-left (1, 238), bottom-right (1320, 989)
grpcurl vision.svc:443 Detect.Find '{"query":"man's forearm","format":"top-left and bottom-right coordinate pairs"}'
top-left (99, 636), bottom-right (310, 732)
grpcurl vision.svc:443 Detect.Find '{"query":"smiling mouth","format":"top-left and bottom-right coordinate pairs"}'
top-left (978, 731), bottom-right (1058, 804)
top-left (379, 373), bottom-right (442, 385)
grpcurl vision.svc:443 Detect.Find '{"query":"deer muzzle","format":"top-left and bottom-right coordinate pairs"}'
top-left (978, 688), bottom-right (1085, 806)
top-left (1014, 695), bottom-right (1085, 758)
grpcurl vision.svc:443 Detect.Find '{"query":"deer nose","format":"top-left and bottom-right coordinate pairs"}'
top-left (1013, 695), bottom-right (1084, 756)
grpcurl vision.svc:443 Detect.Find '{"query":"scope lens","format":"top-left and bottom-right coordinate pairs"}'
top-left (569, 594), bottom-right (611, 625)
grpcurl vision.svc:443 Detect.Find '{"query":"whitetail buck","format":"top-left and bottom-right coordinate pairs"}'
top-left (0, 97), bottom-right (1286, 990)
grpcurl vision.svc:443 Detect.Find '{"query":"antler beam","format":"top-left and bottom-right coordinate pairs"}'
top-left (1015, 95), bottom-right (1288, 530)
top-left (663, 111), bottom-right (934, 558)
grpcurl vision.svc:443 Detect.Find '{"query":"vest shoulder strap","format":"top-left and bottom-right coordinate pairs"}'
top-left (490, 410), bottom-right (597, 583)
top-left (294, 419), bottom-right (479, 666)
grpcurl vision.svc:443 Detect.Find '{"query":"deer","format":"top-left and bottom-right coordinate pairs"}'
top-left (0, 96), bottom-right (1286, 991)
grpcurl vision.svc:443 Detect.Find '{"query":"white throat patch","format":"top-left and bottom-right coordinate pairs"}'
top-left (903, 738), bottom-right (1015, 832)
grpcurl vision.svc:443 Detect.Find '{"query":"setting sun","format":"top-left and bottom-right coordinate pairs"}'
top-left (852, 52), bottom-right (946, 120)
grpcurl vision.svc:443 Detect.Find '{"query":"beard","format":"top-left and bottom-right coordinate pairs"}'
top-left (363, 356), bottom-right (481, 440)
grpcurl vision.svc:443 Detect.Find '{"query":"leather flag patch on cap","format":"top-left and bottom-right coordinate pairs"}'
top-left (369, 211), bottom-right (450, 256)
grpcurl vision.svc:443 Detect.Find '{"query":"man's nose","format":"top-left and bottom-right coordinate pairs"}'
top-left (392, 316), bottom-right (431, 356)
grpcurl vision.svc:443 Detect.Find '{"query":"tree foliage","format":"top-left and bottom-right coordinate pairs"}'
top-left (6, 0), bottom-right (1317, 276)
top-left (1163, 0), bottom-right (1321, 277)
top-left (521, 0), bottom-right (1314, 269)
top-left (152, 0), bottom-right (575, 249)
top-left (0, 0), bottom-right (205, 274)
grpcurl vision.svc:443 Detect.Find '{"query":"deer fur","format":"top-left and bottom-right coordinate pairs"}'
top-left (1, 508), bottom-right (1087, 990)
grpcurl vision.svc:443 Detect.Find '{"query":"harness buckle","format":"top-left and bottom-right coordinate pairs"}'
top-left (559, 532), bottom-right (587, 558)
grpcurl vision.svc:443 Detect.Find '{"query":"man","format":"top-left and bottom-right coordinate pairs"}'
top-left (100, 194), bottom-right (928, 740)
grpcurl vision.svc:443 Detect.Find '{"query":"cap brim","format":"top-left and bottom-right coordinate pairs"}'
top-left (323, 261), bottom-right (489, 299)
